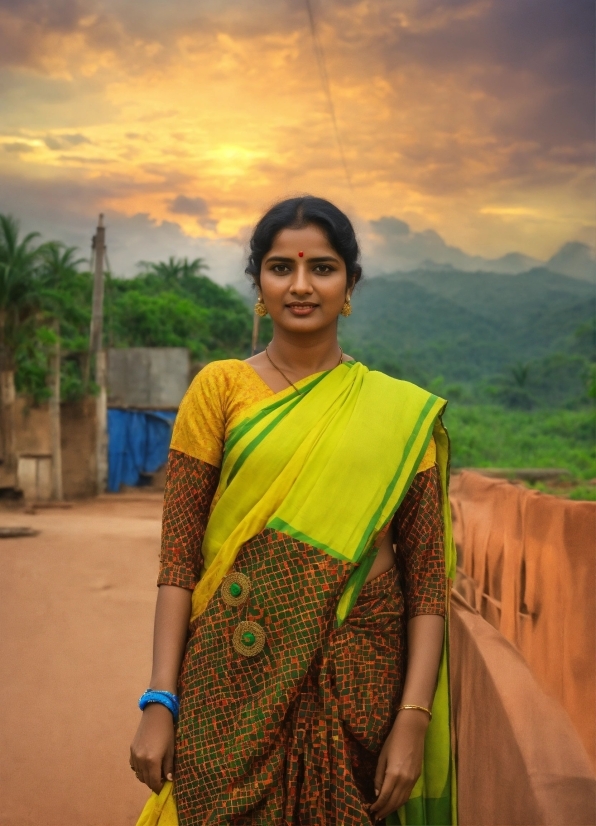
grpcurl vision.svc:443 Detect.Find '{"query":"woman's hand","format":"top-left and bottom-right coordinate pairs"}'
top-left (370, 709), bottom-right (429, 821)
top-left (130, 703), bottom-right (175, 794)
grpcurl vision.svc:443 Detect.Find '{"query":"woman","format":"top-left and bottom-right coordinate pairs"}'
top-left (131, 196), bottom-right (456, 826)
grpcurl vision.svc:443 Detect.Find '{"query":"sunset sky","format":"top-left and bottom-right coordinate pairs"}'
top-left (0, 0), bottom-right (593, 281)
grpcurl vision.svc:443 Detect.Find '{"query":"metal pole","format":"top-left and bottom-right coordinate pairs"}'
top-left (90, 214), bottom-right (105, 356)
top-left (49, 320), bottom-right (63, 500)
top-left (89, 214), bottom-right (108, 494)
top-left (251, 313), bottom-right (260, 356)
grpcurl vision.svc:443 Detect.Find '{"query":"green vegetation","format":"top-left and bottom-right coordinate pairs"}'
top-left (105, 257), bottom-right (255, 361)
top-left (2, 212), bottom-right (593, 498)
top-left (340, 267), bottom-right (594, 409)
top-left (444, 404), bottom-right (595, 481)
top-left (0, 218), bottom-right (260, 404)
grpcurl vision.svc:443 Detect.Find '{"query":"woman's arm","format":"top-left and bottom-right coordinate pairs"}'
top-left (130, 448), bottom-right (220, 793)
top-left (370, 614), bottom-right (444, 820)
top-left (371, 464), bottom-right (447, 821)
top-left (130, 585), bottom-right (191, 793)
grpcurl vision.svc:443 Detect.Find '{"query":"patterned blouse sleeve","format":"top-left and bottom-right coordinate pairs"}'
top-left (393, 463), bottom-right (447, 618)
top-left (157, 364), bottom-right (226, 590)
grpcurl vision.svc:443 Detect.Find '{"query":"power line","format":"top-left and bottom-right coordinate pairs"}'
top-left (304, 0), bottom-right (353, 192)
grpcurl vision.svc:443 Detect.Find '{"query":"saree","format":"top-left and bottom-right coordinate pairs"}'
top-left (137, 360), bottom-right (456, 826)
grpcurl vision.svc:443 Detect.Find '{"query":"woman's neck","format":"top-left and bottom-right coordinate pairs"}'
top-left (266, 330), bottom-right (344, 376)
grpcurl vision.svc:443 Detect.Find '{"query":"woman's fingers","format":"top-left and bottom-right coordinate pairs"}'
top-left (372, 775), bottom-right (415, 820)
top-left (146, 756), bottom-right (165, 794)
top-left (131, 746), bottom-right (163, 792)
top-left (373, 750), bottom-right (387, 797)
top-left (370, 769), bottom-right (396, 814)
top-left (163, 743), bottom-right (175, 783)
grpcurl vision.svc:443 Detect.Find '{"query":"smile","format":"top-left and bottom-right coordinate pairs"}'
top-left (286, 303), bottom-right (318, 315)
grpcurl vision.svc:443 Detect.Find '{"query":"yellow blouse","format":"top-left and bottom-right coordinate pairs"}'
top-left (171, 359), bottom-right (436, 473)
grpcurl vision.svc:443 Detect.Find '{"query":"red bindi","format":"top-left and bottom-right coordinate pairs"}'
top-left (298, 251), bottom-right (304, 257)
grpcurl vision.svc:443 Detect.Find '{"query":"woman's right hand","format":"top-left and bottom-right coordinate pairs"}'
top-left (130, 703), bottom-right (175, 793)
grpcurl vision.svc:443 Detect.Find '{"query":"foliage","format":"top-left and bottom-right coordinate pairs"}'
top-left (341, 267), bottom-right (595, 409)
top-left (444, 404), bottom-right (596, 480)
top-left (0, 214), bottom-right (45, 371)
top-left (105, 259), bottom-right (254, 360)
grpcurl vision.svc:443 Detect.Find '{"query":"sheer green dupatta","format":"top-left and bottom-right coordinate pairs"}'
top-left (191, 360), bottom-right (456, 825)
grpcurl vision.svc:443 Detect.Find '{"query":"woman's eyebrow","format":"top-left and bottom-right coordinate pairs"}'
top-left (264, 255), bottom-right (294, 264)
top-left (265, 254), bottom-right (340, 263)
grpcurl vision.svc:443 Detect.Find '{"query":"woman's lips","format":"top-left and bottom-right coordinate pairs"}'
top-left (286, 303), bottom-right (318, 316)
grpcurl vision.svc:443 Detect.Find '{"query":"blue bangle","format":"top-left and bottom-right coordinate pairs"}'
top-left (138, 689), bottom-right (180, 721)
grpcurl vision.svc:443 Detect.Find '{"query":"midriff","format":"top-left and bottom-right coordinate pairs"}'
top-left (366, 521), bottom-right (396, 583)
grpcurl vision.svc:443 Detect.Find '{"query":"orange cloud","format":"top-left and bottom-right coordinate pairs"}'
top-left (0, 0), bottom-right (593, 263)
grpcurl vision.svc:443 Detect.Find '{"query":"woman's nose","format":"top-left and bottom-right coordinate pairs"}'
top-left (290, 264), bottom-right (313, 295)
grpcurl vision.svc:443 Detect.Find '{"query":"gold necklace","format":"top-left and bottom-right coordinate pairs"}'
top-left (265, 345), bottom-right (344, 394)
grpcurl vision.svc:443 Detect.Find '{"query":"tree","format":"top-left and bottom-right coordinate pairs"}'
top-left (0, 214), bottom-right (45, 475)
top-left (37, 243), bottom-right (90, 500)
top-left (137, 256), bottom-right (208, 288)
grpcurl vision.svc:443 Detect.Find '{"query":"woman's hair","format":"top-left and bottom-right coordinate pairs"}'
top-left (245, 196), bottom-right (362, 287)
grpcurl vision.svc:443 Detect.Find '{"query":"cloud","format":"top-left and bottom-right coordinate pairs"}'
top-left (365, 216), bottom-right (543, 275)
top-left (44, 132), bottom-right (91, 150)
top-left (0, 0), bottom-right (592, 262)
top-left (3, 141), bottom-right (35, 153)
top-left (169, 195), bottom-right (208, 216)
top-left (0, 171), bottom-right (242, 282)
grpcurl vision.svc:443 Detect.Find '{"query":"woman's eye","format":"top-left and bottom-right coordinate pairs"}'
top-left (313, 265), bottom-right (333, 274)
top-left (272, 264), bottom-right (290, 274)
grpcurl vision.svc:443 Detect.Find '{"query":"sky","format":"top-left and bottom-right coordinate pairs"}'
top-left (0, 0), bottom-right (593, 282)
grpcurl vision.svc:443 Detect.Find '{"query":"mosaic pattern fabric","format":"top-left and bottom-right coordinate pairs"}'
top-left (394, 466), bottom-right (446, 617)
top-left (170, 359), bottom-right (437, 473)
top-left (175, 534), bottom-right (408, 825)
top-left (157, 451), bottom-right (446, 824)
top-left (158, 451), bottom-right (220, 590)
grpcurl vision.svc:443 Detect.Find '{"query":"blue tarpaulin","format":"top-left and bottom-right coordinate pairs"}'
top-left (107, 408), bottom-right (177, 493)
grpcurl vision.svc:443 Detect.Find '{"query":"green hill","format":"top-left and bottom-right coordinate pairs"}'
top-left (340, 267), bottom-right (594, 408)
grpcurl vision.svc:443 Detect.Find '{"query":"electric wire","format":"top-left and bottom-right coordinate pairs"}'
top-left (303, 0), bottom-right (353, 191)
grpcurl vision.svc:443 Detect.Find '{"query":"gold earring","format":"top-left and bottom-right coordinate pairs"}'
top-left (254, 297), bottom-right (268, 317)
top-left (340, 296), bottom-right (352, 317)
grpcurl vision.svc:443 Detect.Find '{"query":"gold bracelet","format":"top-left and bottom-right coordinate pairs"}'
top-left (397, 704), bottom-right (432, 720)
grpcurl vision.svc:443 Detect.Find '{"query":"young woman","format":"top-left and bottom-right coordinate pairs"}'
top-left (131, 197), bottom-right (456, 826)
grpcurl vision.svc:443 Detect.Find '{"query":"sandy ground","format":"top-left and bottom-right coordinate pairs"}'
top-left (0, 493), bottom-right (164, 826)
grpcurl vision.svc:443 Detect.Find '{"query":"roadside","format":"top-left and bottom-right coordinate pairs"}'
top-left (0, 492), bottom-right (163, 826)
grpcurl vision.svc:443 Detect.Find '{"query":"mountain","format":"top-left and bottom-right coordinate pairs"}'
top-left (367, 217), bottom-right (595, 280)
top-left (368, 217), bottom-right (543, 276)
top-left (340, 266), bottom-right (594, 406)
top-left (546, 242), bottom-right (595, 282)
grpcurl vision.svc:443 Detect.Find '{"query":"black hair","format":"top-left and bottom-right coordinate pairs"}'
top-left (245, 196), bottom-right (362, 287)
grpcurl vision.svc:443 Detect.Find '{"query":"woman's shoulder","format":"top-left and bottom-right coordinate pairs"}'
top-left (187, 358), bottom-right (255, 398)
top-left (186, 358), bottom-right (273, 432)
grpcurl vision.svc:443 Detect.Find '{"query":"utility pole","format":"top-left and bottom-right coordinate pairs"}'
top-left (49, 319), bottom-right (63, 500)
top-left (251, 313), bottom-right (260, 356)
top-left (90, 214), bottom-right (108, 494)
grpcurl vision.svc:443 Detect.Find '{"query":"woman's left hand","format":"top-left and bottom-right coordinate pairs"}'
top-left (370, 709), bottom-right (429, 821)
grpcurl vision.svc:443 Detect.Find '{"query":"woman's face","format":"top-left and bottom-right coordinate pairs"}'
top-left (258, 224), bottom-right (352, 333)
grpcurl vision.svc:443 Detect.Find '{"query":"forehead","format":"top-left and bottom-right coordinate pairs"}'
top-left (270, 224), bottom-right (336, 254)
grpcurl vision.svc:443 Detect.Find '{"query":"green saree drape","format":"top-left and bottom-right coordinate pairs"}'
top-left (137, 361), bottom-right (456, 826)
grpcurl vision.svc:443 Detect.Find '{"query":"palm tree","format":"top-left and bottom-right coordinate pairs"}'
top-left (0, 214), bottom-right (45, 476)
top-left (138, 256), bottom-right (207, 286)
top-left (36, 243), bottom-right (88, 500)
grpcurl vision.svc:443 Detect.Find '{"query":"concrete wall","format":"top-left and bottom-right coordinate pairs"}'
top-left (13, 396), bottom-right (97, 499)
top-left (61, 398), bottom-right (97, 499)
top-left (451, 470), bottom-right (596, 769)
top-left (108, 347), bottom-right (190, 409)
top-left (451, 591), bottom-right (596, 825)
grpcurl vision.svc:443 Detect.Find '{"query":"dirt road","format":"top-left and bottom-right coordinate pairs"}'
top-left (0, 493), bottom-right (163, 826)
